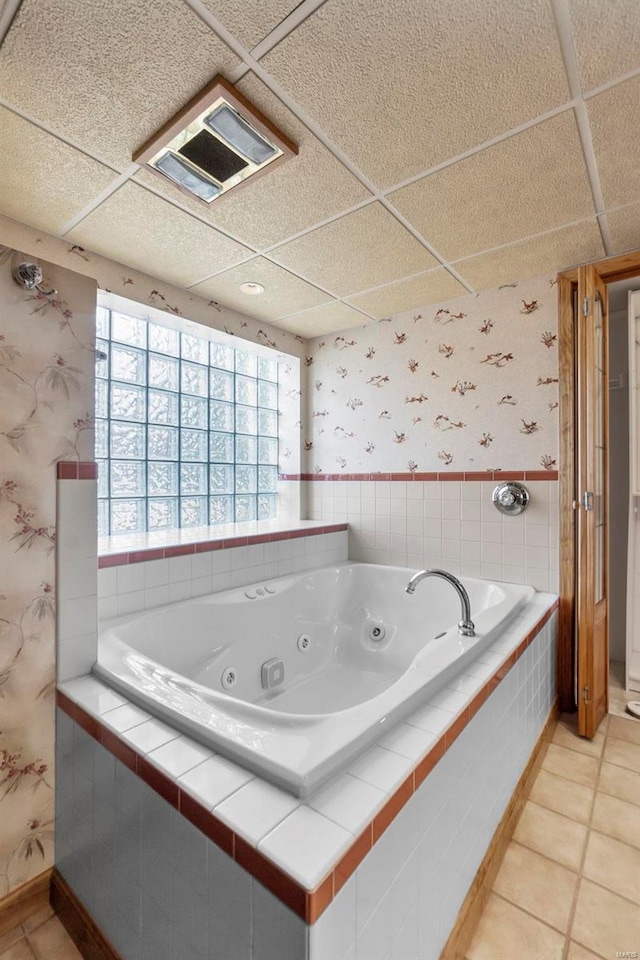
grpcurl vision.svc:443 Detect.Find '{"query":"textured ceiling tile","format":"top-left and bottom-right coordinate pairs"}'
top-left (0, 108), bottom-right (117, 234)
top-left (67, 183), bottom-right (252, 287)
top-left (261, 0), bottom-right (568, 187)
top-left (198, 0), bottom-right (300, 48)
top-left (190, 257), bottom-right (331, 320)
top-left (0, 0), bottom-right (238, 167)
top-left (274, 301), bottom-right (368, 336)
top-left (568, 0), bottom-right (640, 92)
top-left (587, 76), bottom-right (640, 208)
top-left (390, 112), bottom-right (595, 261)
top-left (271, 203), bottom-right (437, 296)
top-left (607, 203), bottom-right (640, 255)
top-left (134, 73), bottom-right (371, 248)
top-left (454, 221), bottom-right (604, 290)
top-left (346, 268), bottom-right (467, 319)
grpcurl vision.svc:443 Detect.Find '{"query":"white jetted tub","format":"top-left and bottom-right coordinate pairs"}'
top-left (95, 563), bottom-right (534, 796)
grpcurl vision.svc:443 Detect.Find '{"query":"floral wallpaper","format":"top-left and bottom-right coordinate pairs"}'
top-left (302, 274), bottom-right (559, 474)
top-left (0, 253), bottom-right (96, 897)
top-left (0, 215), bottom-right (305, 479)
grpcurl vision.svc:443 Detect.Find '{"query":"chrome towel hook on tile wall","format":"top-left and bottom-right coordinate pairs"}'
top-left (492, 481), bottom-right (530, 516)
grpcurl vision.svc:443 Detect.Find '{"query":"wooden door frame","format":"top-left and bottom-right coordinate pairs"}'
top-left (557, 249), bottom-right (640, 712)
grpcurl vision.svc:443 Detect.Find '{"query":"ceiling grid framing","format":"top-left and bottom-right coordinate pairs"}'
top-left (550, 0), bottom-right (612, 255)
top-left (0, 0), bottom-right (638, 333)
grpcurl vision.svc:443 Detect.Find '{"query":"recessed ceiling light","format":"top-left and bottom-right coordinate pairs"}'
top-left (240, 282), bottom-right (266, 296)
top-left (133, 75), bottom-right (297, 206)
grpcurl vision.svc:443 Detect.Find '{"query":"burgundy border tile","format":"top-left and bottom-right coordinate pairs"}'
top-left (78, 462), bottom-right (98, 480)
top-left (179, 791), bottom-right (234, 857)
top-left (73, 705), bottom-right (102, 741)
top-left (333, 825), bottom-right (372, 894)
top-left (98, 553), bottom-right (129, 568)
top-left (282, 471), bottom-right (558, 482)
top-left (372, 774), bottom-right (414, 842)
top-left (56, 462), bottom-right (78, 480)
top-left (164, 544), bottom-right (195, 558)
top-left (307, 874), bottom-right (334, 924)
top-left (444, 708), bottom-right (471, 748)
top-left (414, 736), bottom-right (446, 789)
top-left (525, 470), bottom-right (559, 481)
top-left (57, 689), bottom-right (78, 721)
top-left (129, 548), bottom-right (164, 564)
top-left (136, 755), bottom-right (179, 807)
top-left (234, 835), bottom-right (307, 919)
top-left (100, 727), bottom-right (137, 772)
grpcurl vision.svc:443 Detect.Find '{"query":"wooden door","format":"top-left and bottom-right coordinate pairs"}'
top-left (576, 265), bottom-right (609, 737)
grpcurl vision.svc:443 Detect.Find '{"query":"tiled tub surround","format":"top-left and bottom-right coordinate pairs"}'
top-left (57, 472), bottom-right (99, 683)
top-left (304, 476), bottom-right (559, 592)
top-left (94, 565), bottom-right (534, 796)
top-left (56, 593), bottom-right (557, 959)
top-left (96, 523), bottom-right (348, 620)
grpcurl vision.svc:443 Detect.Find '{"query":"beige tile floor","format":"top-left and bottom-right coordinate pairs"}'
top-left (468, 712), bottom-right (640, 960)
top-left (0, 906), bottom-right (82, 960)
top-left (609, 660), bottom-right (640, 724)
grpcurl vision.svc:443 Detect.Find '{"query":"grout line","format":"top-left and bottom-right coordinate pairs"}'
top-left (560, 713), bottom-right (610, 959)
top-left (550, 0), bottom-right (612, 256)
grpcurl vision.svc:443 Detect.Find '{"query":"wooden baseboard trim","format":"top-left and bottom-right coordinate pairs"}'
top-left (0, 869), bottom-right (53, 939)
top-left (50, 869), bottom-right (121, 960)
top-left (440, 700), bottom-right (559, 960)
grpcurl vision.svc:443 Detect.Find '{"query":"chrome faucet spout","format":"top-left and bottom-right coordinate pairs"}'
top-left (405, 568), bottom-right (475, 637)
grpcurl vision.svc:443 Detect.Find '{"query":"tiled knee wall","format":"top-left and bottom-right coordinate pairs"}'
top-left (55, 613), bottom-right (556, 960)
top-left (97, 530), bottom-right (349, 621)
top-left (304, 479), bottom-right (559, 592)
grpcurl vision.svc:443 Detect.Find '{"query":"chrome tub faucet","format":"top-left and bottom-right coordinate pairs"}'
top-left (405, 569), bottom-right (475, 637)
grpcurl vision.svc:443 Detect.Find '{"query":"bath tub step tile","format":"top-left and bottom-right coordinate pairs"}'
top-left (257, 805), bottom-right (353, 890)
top-left (307, 772), bottom-right (386, 836)
top-left (213, 778), bottom-right (299, 846)
top-left (347, 745), bottom-right (415, 795)
top-left (147, 735), bottom-right (213, 779)
top-left (178, 754), bottom-right (253, 810)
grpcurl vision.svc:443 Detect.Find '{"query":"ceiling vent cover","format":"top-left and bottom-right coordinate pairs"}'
top-left (133, 75), bottom-right (297, 205)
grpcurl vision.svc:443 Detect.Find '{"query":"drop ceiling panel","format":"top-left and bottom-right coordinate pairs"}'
top-left (0, 0), bottom-right (239, 168)
top-left (261, 0), bottom-right (569, 188)
top-left (390, 112), bottom-right (595, 262)
top-left (134, 73), bottom-right (371, 249)
top-left (198, 0), bottom-right (300, 48)
top-left (0, 108), bottom-right (117, 235)
top-left (67, 182), bottom-right (252, 287)
top-left (607, 203), bottom-right (640, 255)
top-left (190, 257), bottom-right (331, 320)
top-left (271, 203), bottom-right (437, 297)
top-left (347, 268), bottom-right (466, 320)
top-left (455, 221), bottom-right (604, 291)
top-left (275, 301), bottom-right (368, 336)
top-left (587, 76), bottom-right (640, 209)
top-left (568, 0), bottom-right (640, 92)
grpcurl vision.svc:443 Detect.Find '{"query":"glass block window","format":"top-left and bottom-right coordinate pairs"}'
top-left (96, 305), bottom-right (279, 536)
